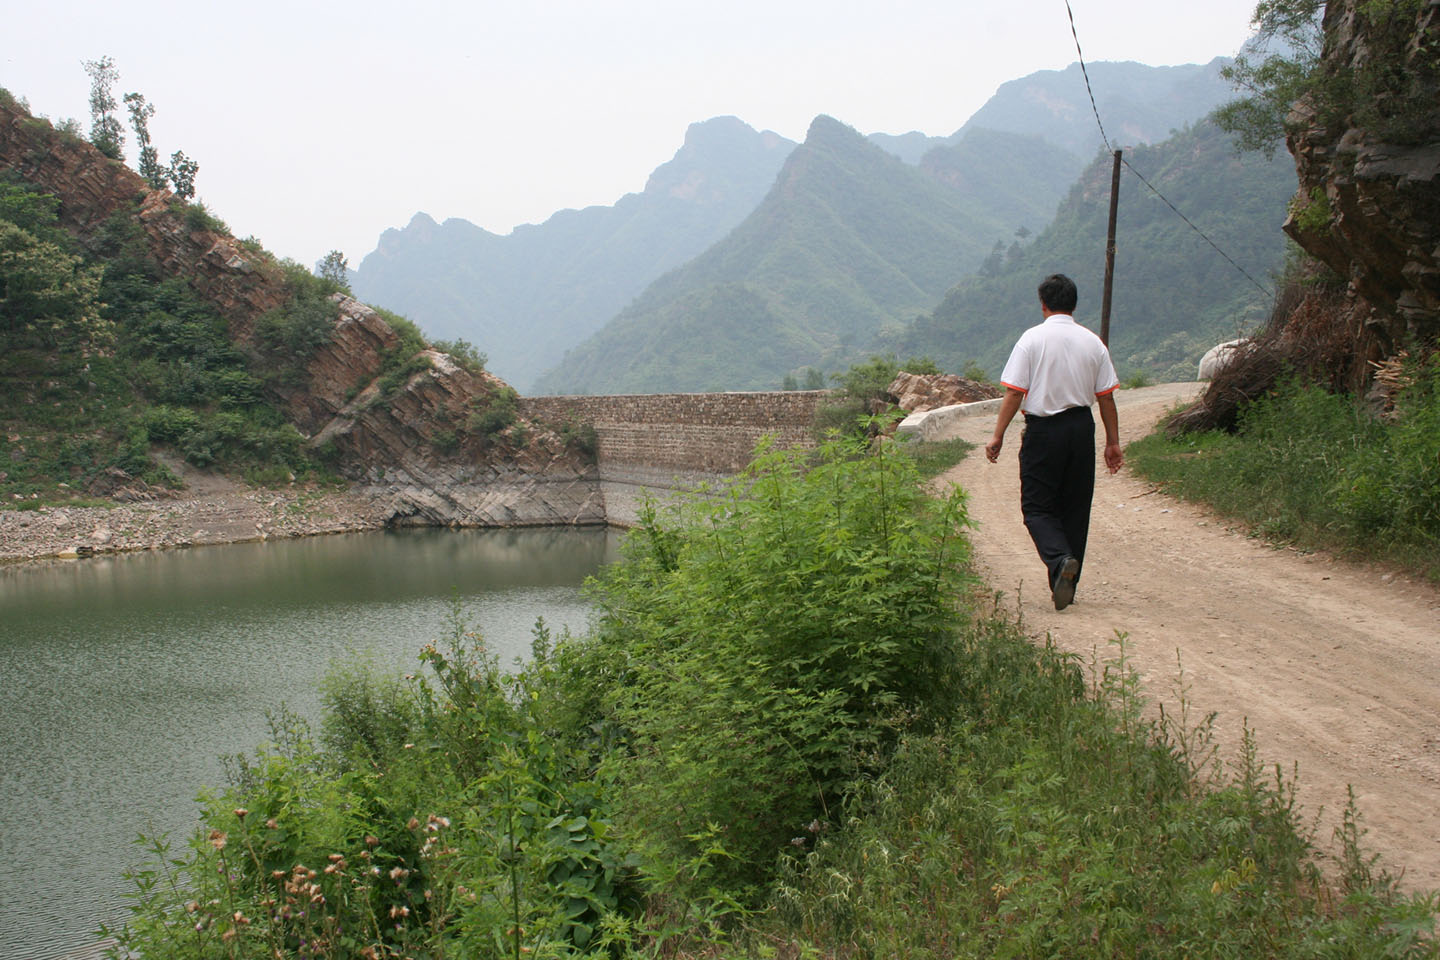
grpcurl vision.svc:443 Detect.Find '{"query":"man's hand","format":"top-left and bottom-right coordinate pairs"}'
top-left (1103, 441), bottom-right (1124, 474)
top-left (987, 388), bottom-right (1025, 464)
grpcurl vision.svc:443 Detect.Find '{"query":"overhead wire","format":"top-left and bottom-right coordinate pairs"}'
top-left (1060, 0), bottom-right (1276, 301)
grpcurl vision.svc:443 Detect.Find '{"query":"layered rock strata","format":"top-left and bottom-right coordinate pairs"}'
top-left (1283, 0), bottom-right (1440, 353)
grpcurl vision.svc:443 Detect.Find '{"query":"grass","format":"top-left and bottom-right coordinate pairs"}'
top-left (895, 436), bottom-right (974, 478)
top-left (1128, 366), bottom-right (1440, 581)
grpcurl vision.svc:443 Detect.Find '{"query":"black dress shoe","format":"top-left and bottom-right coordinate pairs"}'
top-left (1052, 556), bottom-right (1079, 611)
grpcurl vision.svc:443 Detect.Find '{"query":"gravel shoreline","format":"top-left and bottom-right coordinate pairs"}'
top-left (1, 486), bottom-right (391, 565)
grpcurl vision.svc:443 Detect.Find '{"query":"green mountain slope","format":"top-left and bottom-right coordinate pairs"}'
top-left (918, 127), bottom-right (1086, 241)
top-left (351, 117), bottom-right (794, 390)
top-left (895, 122), bottom-right (1297, 381)
top-left (534, 116), bottom-right (1036, 394)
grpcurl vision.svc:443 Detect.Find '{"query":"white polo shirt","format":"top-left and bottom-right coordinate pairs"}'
top-left (999, 314), bottom-right (1119, 416)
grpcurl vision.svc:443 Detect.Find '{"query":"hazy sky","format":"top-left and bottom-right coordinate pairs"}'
top-left (5, 0), bottom-right (1258, 268)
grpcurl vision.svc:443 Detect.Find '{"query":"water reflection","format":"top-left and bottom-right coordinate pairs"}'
top-left (0, 527), bottom-right (618, 960)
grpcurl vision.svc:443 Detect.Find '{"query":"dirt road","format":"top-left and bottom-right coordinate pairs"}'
top-left (934, 382), bottom-right (1440, 891)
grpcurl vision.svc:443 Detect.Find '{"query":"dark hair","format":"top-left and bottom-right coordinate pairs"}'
top-left (1038, 274), bottom-right (1078, 313)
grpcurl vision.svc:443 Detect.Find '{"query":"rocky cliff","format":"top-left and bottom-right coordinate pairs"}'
top-left (0, 100), bottom-right (603, 527)
top-left (1283, 0), bottom-right (1440, 356)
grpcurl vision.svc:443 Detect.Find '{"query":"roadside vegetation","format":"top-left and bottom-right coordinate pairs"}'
top-left (106, 433), bottom-right (1438, 958)
top-left (812, 354), bottom-right (975, 479)
top-left (1129, 351), bottom-right (1440, 581)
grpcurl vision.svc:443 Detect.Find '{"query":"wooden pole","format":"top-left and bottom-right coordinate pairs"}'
top-left (1100, 148), bottom-right (1121, 347)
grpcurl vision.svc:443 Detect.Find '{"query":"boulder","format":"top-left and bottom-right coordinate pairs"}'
top-left (885, 372), bottom-right (1002, 413)
top-left (1197, 339), bottom-right (1247, 380)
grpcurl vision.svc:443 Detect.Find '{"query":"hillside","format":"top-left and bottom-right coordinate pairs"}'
top-left (351, 117), bottom-right (795, 390)
top-left (533, 116), bottom-right (1028, 394)
top-left (896, 121), bottom-right (1297, 381)
top-left (0, 92), bottom-right (599, 526)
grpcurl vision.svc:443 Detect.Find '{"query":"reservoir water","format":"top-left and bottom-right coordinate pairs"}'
top-left (0, 526), bottom-right (618, 960)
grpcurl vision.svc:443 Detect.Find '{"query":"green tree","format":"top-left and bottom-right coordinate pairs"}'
top-left (803, 367), bottom-right (825, 390)
top-left (1211, 0), bottom-right (1326, 155)
top-left (1214, 0), bottom-right (1435, 152)
top-left (318, 249), bottom-right (351, 293)
top-left (83, 56), bottom-right (124, 159)
top-left (123, 92), bottom-right (166, 190)
top-left (0, 219), bottom-right (107, 347)
top-left (167, 150), bottom-right (197, 202)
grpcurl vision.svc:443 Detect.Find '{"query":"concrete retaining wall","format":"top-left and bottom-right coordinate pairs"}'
top-left (519, 391), bottom-right (826, 525)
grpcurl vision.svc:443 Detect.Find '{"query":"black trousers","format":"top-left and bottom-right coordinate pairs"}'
top-left (1018, 405), bottom-right (1095, 591)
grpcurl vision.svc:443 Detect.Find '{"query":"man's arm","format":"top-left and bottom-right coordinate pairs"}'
top-left (984, 388), bottom-right (1025, 463)
top-left (1096, 391), bottom-right (1122, 473)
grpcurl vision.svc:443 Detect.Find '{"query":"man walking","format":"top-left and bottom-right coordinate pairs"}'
top-left (984, 274), bottom-right (1122, 610)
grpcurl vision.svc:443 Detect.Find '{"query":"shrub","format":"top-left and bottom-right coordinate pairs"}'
top-left (466, 387), bottom-right (519, 438)
top-left (254, 288), bottom-right (338, 379)
top-left (558, 418), bottom-right (599, 459)
top-left (179, 200), bottom-right (227, 234)
top-left (589, 433), bottom-right (973, 897)
top-left (432, 337), bottom-right (487, 375)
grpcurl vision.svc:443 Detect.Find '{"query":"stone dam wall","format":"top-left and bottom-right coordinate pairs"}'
top-left (519, 391), bottom-right (828, 525)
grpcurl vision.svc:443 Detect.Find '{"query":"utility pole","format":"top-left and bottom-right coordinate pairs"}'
top-left (1100, 149), bottom-right (1121, 347)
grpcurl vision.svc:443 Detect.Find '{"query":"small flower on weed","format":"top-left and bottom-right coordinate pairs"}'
top-left (406, 816), bottom-right (420, 830)
top-left (208, 829), bottom-right (227, 851)
top-left (265, 818), bottom-right (279, 830)
top-left (233, 807), bottom-right (248, 820)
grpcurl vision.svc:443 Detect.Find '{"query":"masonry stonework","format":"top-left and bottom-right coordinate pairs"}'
top-left (519, 391), bottom-right (827, 525)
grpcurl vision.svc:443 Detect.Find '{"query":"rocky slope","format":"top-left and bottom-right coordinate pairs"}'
top-left (1283, 0), bottom-right (1440, 357)
top-left (0, 100), bottom-right (602, 530)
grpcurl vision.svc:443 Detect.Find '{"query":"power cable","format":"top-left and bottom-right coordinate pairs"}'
top-left (1061, 0), bottom-right (1276, 302)
top-left (1064, 0), bottom-right (1113, 154)
top-left (1120, 157), bottom-right (1276, 300)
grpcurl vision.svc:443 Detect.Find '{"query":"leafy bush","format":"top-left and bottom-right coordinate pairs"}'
top-left (254, 278), bottom-right (339, 383)
top-left (109, 612), bottom-right (644, 960)
top-left (558, 418), bottom-right (599, 459)
top-left (432, 337), bottom-right (487, 375)
top-left (465, 386), bottom-right (519, 438)
top-left (172, 199), bottom-right (227, 235)
top-left (588, 433), bottom-right (973, 897)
